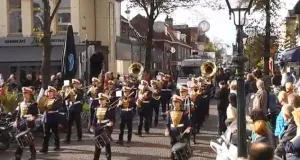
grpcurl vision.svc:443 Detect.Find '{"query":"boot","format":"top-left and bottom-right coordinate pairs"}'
top-left (116, 133), bottom-right (123, 145)
top-left (106, 153), bottom-right (111, 160)
top-left (127, 133), bottom-right (132, 143)
top-left (27, 154), bottom-right (36, 160)
top-left (53, 145), bottom-right (60, 151)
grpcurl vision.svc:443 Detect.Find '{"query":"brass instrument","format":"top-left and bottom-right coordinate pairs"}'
top-left (120, 97), bottom-right (130, 108)
top-left (45, 98), bottom-right (55, 111)
top-left (152, 89), bottom-right (161, 100)
top-left (170, 111), bottom-right (183, 127)
top-left (89, 86), bottom-right (98, 100)
top-left (65, 88), bottom-right (77, 102)
top-left (129, 62), bottom-right (144, 80)
top-left (137, 89), bottom-right (149, 107)
top-left (190, 87), bottom-right (201, 102)
top-left (200, 61), bottom-right (217, 78)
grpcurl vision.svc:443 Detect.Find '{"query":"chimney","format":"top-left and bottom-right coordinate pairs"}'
top-left (165, 15), bottom-right (173, 28)
top-left (173, 31), bottom-right (181, 40)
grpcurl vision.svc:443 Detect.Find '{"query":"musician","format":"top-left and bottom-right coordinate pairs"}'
top-left (160, 74), bottom-right (173, 119)
top-left (116, 86), bottom-right (136, 145)
top-left (93, 93), bottom-right (114, 160)
top-left (40, 86), bottom-right (62, 153)
top-left (150, 80), bottom-right (161, 127)
top-left (136, 80), bottom-right (152, 136)
top-left (104, 80), bottom-right (117, 132)
top-left (87, 77), bottom-right (102, 133)
top-left (64, 79), bottom-right (84, 143)
top-left (165, 95), bottom-right (191, 159)
top-left (190, 83), bottom-right (205, 134)
top-left (14, 87), bottom-right (38, 160)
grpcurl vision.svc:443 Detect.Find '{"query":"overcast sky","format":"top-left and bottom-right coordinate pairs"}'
top-left (121, 0), bottom-right (299, 55)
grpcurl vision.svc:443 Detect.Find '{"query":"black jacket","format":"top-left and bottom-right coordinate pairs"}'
top-left (215, 87), bottom-right (230, 111)
top-left (275, 118), bottom-right (297, 158)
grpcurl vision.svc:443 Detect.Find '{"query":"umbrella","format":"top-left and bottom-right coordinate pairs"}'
top-left (61, 24), bottom-right (77, 81)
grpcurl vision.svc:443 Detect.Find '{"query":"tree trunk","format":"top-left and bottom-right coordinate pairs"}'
top-left (41, 1), bottom-right (52, 89)
top-left (264, 0), bottom-right (271, 89)
top-left (145, 13), bottom-right (155, 72)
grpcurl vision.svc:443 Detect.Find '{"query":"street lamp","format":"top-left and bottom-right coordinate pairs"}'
top-left (225, 0), bottom-right (254, 158)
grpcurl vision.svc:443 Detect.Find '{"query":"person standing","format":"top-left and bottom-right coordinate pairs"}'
top-left (64, 79), bottom-right (84, 143)
top-left (13, 87), bottom-right (38, 160)
top-left (215, 81), bottom-right (230, 135)
top-left (93, 93), bottom-right (114, 160)
top-left (116, 86), bottom-right (135, 145)
top-left (40, 86), bottom-right (62, 153)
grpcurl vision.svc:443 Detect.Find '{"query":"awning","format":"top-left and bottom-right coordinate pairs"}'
top-left (0, 45), bottom-right (85, 62)
top-left (282, 46), bottom-right (300, 62)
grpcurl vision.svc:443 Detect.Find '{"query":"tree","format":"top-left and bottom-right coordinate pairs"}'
top-left (128, 0), bottom-right (200, 71)
top-left (204, 41), bottom-right (227, 59)
top-left (40, 0), bottom-right (62, 89)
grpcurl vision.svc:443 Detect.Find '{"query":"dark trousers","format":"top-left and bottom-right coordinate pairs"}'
top-left (94, 127), bottom-right (111, 160)
top-left (118, 118), bottom-right (133, 142)
top-left (15, 144), bottom-right (36, 159)
top-left (89, 100), bottom-right (98, 129)
top-left (217, 109), bottom-right (227, 135)
top-left (150, 101), bottom-right (160, 126)
top-left (66, 111), bottom-right (82, 141)
top-left (42, 122), bottom-right (59, 151)
top-left (161, 98), bottom-right (170, 114)
top-left (138, 111), bottom-right (150, 134)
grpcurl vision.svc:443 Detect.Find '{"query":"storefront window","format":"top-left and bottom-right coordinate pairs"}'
top-left (33, 0), bottom-right (44, 32)
top-left (57, 0), bottom-right (71, 33)
top-left (8, 0), bottom-right (22, 33)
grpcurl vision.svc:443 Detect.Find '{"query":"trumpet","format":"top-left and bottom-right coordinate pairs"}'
top-left (109, 91), bottom-right (136, 109)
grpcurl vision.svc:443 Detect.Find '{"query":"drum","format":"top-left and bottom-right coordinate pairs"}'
top-left (15, 129), bottom-right (34, 148)
top-left (171, 142), bottom-right (193, 160)
top-left (94, 129), bottom-right (111, 149)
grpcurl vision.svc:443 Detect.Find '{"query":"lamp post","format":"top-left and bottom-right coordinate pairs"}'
top-left (225, 0), bottom-right (254, 158)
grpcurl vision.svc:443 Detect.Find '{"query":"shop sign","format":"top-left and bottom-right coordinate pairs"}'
top-left (0, 35), bottom-right (81, 47)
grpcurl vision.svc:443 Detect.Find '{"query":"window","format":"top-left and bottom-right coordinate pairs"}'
top-left (8, 0), bottom-right (22, 33)
top-left (57, 0), bottom-right (71, 33)
top-left (33, 0), bottom-right (44, 32)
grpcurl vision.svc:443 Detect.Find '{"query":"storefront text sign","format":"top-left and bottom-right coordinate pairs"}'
top-left (0, 35), bottom-right (81, 47)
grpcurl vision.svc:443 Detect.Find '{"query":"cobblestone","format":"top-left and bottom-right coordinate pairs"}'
top-left (1, 101), bottom-right (219, 160)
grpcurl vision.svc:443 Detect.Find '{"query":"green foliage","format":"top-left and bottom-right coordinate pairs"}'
top-left (0, 91), bottom-right (22, 113)
top-left (204, 41), bottom-right (227, 59)
top-left (256, 59), bottom-right (264, 69)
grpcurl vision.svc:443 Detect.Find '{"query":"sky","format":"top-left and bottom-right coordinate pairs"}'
top-left (121, 0), bottom-right (299, 55)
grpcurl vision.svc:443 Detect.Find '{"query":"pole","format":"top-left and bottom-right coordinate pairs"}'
top-left (235, 25), bottom-right (247, 158)
top-left (264, 0), bottom-right (271, 87)
top-left (85, 39), bottom-right (89, 86)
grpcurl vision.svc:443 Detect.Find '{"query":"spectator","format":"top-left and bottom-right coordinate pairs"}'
top-left (7, 74), bottom-right (17, 91)
top-left (286, 82), bottom-right (294, 96)
top-left (251, 120), bottom-right (274, 146)
top-left (215, 81), bottom-right (230, 135)
top-left (288, 94), bottom-right (300, 109)
top-left (245, 73), bottom-right (258, 96)
top-left (249, 109), bottom-right (273, 142)
top-left (248, 142), bottom-right (274, 160)
top-left (225, 80), bottom-right (237, 126)
top-left (253, 80), bottom-right (268, 115)
top-left (22, 74), bottom-right (33, 87)
top-left (272, 68), bottom-right (282, 87)
top-left (284, 108), bottom-right (300, 160)
top-left (275, 91), bottom-right (290, 139)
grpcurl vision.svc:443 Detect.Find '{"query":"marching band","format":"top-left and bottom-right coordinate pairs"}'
top-left (10, 62), bottom-right (215, 160)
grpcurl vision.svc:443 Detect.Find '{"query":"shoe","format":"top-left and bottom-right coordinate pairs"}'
top-left (39, 149), bottom-right (48, 153)
top-left (77, 138), bottom-right (82, 142)
top-left (145, 131), bottom-right (149, 134)
top-left (53, 146), bottom-right (60, 151)
top-left (127, 140), bottom-right (131, 144)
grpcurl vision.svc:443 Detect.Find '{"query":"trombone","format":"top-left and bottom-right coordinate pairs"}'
top-left (109, 86), bottom-right (136, 109)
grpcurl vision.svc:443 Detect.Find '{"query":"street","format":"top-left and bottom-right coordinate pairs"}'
top-left (1, 101), bottom-right (218, 160)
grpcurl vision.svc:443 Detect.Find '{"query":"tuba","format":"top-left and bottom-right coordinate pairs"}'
top-left (200, 61), bottom-right (217, 79)
top-left (129, 62), bottom-right (144, 80)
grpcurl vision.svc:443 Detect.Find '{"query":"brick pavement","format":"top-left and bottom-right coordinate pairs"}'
top-left (1, 101), bottom-right (218, 160)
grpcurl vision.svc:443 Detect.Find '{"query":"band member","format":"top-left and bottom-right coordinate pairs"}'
top-left (14, 87), bottom-right (38, 160)
top-left (160, 74), bottom-right (173, 119)
top-left (136, 80), bottom-right (152, 136)
top-left (93, 93), bottom-right (114, 160)
top-left (116, 86), bottom-right (135, 145)
top-left (40, 86), bottom-right (62, 153)
top-left (150, 80), bottom-right (161, 127)
top-left (87, 77), bottom-right (102, 133)
top-left (104, 80), bottom-right (117, 132)
top-left (179, 86), bottom-right (196, 143)
top-left (165, 95), bottom-right (191, 159)
top-left (64, 79), bottom-right (84, 143)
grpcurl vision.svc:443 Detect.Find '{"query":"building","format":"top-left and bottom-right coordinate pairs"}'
top-left (284, 10), bottom-right (299, 49)
top-left (0, 0), bottom-right (118, 83)
top-left (116, 16), bottom-right (145, 74)
top-left (130, 14), bottom-right (192, 72)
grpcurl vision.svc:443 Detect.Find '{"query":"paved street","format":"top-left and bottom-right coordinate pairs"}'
top-left (1, 101), bottom-right (218, 160)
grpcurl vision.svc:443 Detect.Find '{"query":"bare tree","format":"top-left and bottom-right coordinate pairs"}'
top-left (40, 0), bottom-right (62, 89)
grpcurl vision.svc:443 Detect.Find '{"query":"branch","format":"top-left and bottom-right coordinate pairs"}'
top-left (50, 0), bottom-right (62, 24)
top-left (140, 0), bottom-right (150, 16)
